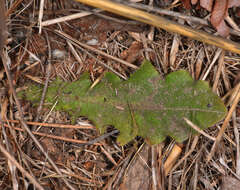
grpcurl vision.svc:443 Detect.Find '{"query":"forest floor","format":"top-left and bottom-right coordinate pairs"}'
top-left (0, 0), bottom-right (240, 189)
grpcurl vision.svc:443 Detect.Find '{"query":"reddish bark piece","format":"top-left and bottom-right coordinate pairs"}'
top-left (200, 0), bottom-right (214, 11)
top-left (120, 41), bottom-right (143, 64)
top-left (181, 0), bottom-right (192, 9)
top-left (237, 8), bottom-right (240, 17)
top-left (215, 19), bottom-right (230, 37)
top-left (191, 0), bottom-right (198, 5)
top-left (228, 0), bottom-right (240, 7)
top-left (210, 0), bottom-right (229, 28)
top-left (0, 0), bottom-right (6, 53)
top-left (237, 107), bottom-right (240, 117)
top-left (220, 176), bottom-right (240, 190)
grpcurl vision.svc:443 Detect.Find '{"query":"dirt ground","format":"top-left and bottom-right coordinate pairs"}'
top-left (0, 0), bottom-right (240, 189)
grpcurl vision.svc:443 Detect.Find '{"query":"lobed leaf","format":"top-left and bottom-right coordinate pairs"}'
top-left (21, 60), bottom-right (227, 145)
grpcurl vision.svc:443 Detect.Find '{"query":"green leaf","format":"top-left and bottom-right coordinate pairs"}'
top-left (20, 60), bottom-right (227, 145)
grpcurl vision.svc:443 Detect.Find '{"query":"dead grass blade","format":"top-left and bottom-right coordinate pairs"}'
top-left (233, 110), bottom-right (240, 176)
top-left (164, 143), bottom-right (183, 176)
top-left (42, 9), bottom-right (102, 26)
top-left (212, 50), bottom-right (225, 93)
top-left (208, 83), bottom-right (240, 161)
top-left (55, 30), bottom-right (138, 70)
top-left (0, 143), bottom-right (44, 190)
top-left (1, 122), bottom-right (101, 146)
top-left (75, 0), bottom-right (240, 54)
top-left (1, 50), bottom-right (76, 190)
top-left (184, 117), bottom-right (216, 141)
top-left (4, 119), bottom-right (95, 129)
top-left (168, 136), bottom-right (199, 190)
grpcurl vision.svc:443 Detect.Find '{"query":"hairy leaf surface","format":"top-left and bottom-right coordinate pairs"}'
top-left (22, 61), bottom-right (227, 145)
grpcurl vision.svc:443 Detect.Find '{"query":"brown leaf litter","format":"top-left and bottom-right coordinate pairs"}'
top-left (0, 0), bottom-right (240, 189)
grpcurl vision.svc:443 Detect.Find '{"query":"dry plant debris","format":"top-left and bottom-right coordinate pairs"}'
top-left (0, 0), bottom-right (239, 189)
top-left (182, 0), bottom-right (240, 36)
